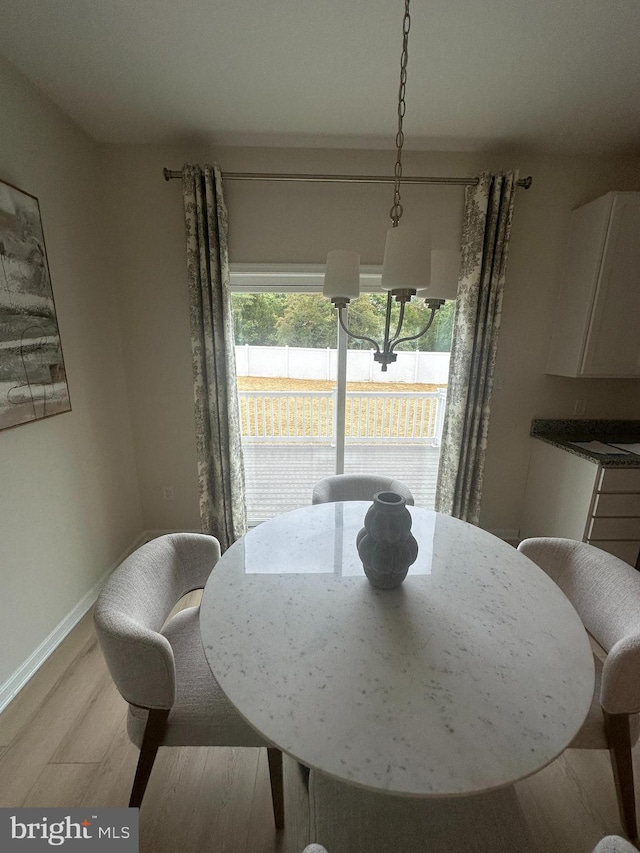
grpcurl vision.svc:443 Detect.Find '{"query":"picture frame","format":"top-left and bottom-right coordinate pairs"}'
top-left (0, 179), bottom-right (71, 432)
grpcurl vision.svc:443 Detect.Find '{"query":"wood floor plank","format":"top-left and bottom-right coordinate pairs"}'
top-left (516, 752), bottom-right (624, 853)
top-left (200, 747), bottom-right (261, 852)
top-left (79, 716), bottom-right (139, 808)
top-left (278, 756), bottom-right (310, 853)
top-left (246, 748), bottom-right (278, 853)
top-left (0, 636), bottom-right (108, 806)
top-left (51, 670), bottom-right (128, 764)
top-left (563, 748), bottom-right (626, 832)
top-left (138, 746), bottom-right (213, 853)
top-left (0, 610), bottom-right (96, 747)
top-left (22, 763), bottom-right (100, 807)
top-left (140, 747), bottom-right (260, 853)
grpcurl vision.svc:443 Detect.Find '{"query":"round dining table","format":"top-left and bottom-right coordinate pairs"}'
top-left (200, 502), bottom-right (594, 799)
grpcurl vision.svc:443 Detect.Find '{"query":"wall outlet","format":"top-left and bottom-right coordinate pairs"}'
top-left (162, 485), bottom-right (174, 501)
top-left (573, 399), bottom-right (586, 416)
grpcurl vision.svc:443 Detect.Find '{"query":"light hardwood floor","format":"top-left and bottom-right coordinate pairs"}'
top-left (0, 606), bottom-right (637, 853)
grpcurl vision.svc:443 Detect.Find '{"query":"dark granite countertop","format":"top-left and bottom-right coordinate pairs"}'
top-left (531, 419), bottom-right (640, 467)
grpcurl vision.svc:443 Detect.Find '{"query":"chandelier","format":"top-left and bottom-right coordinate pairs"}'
top-left (322, 0), bottom-right (459, 371)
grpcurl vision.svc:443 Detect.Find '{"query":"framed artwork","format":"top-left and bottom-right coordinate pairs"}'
top-left (0, 179), bottom-right (71, 431)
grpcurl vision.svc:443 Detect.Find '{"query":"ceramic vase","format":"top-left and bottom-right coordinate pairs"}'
top-left (356, 491), bottom-right (418, 589)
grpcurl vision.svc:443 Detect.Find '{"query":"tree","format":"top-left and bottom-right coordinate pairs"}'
top-left (276, 293), bottom-right (335, 348)
top-left (231, 291), bottom-right (455, 352)
top-left (342, 296), bottom-right (384, 349)
top-left (392, 299), bottom-right (455, 352)
top-left (232, 293), bottom-right (287, 345)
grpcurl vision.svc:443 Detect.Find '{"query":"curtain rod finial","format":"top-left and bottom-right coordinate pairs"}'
top-left (163, 167), bottom-right (172, 182)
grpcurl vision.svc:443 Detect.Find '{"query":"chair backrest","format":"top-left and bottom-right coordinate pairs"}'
top-left (517, 537), bottom-right (640, 714)
top-left (312, 474), bottom-right (415, 506)
top-left (94, 533), bottom-right (220, 711)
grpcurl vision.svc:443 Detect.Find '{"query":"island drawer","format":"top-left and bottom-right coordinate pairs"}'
top-left (598, 468), bottom-right (640, 493)
top-left (588, 516), bottom-right (640, 540)
top-left (593, 493), bottom-right (640, 516)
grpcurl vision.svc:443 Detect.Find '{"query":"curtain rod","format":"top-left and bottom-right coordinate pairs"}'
top-left (162, 168), bottom-right (532, 189)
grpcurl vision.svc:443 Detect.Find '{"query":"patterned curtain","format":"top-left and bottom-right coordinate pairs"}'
top-left (435, 171), bottom-right (519, 525)
top-left (182, 163), bottom-right (247, 549)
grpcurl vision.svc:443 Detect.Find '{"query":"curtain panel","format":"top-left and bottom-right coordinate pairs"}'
top-left (435, 171), bottom-right (519, 525)
top-left (182, 163), bottom-right (247, 549)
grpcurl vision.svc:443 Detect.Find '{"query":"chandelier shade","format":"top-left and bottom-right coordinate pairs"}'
top-left (323, 250), bottom-right (361, 300)
top-left (380, 227), bottom-right (431, 293)
top-left (416, 249), bottom-right (461, 301)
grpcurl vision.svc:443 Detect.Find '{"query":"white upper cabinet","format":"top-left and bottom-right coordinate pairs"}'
top-left (547, 191), bottom-right (640, 377)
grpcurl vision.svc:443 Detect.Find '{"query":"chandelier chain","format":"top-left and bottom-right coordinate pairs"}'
top-left (325, 0), bottom-right (447, 371)
top-left (390, 0), bottom-right (411, 227)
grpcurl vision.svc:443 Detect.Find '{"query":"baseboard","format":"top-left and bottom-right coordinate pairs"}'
top-left (0, 531), bottom-right (148, 715)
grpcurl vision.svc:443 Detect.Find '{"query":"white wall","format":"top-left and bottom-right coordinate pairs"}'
top-left (102, 144), bottom-right (467, 529)
top-left (102, 143), bottom-right (640, 537)
top-left (0, 57), bottom-right (142, 689)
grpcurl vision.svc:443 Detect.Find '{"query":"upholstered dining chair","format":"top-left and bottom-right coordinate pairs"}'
top-left (312, 474), bottom-right (414, 505)
top-left (94, 533), bottom-right (284, 827)
top-left (518, 537), bottom-right (640, 841)
top-left (593, 838), bottom-right (639, 852)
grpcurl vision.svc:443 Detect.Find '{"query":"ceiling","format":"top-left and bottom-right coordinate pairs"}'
top-left (1, 0), bottom-right (639, 154)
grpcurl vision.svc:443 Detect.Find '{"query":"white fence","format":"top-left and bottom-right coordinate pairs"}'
top-left (239, 389), bottom-right (447, 446)
top-left (236, 344), bottom-right (450, 385)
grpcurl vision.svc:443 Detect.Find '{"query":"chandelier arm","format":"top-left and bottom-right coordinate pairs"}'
top-left (389, 306), bottom-right (439, 353)
top-left (388, 300), bottom-right (408, 347)
top-left (381, 292), bottom-right (395, 352)
top-left (336, 306), bottom-right (381, 353)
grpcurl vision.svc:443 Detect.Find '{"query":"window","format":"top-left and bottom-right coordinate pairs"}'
top-left (230, 265), bottom-right (452, 525)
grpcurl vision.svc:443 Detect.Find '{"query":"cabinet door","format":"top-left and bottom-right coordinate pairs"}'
top-left (546, 195), bottom-right (611, 377)
top-left (582, 193), bottom-right (640, 377)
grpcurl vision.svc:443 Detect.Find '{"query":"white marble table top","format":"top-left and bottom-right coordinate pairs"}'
top-left (200, 503), bottom-right (594, 797)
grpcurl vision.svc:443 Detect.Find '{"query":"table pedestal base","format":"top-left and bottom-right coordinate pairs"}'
top-left (308, 771), bottom-right (535, 853)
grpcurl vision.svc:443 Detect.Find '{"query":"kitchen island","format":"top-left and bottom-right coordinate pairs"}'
top-left (520, 419), bottom-right (640, 568)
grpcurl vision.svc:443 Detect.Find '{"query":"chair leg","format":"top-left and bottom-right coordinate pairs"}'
top-left (267, 747), bottom-right (285, 830)
top-left (129, 708), bottom-right (170, 808)
top-left (604, 710), bottom-right (637, 840)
